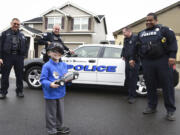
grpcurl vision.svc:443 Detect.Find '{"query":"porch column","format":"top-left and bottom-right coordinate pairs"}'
top-left (28, 36), bottom-right (35, 59)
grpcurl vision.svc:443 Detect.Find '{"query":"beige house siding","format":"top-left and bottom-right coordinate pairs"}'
top-left (176, 35), bottom-right (180, 61)
top-left (115, 35), bottom-right (124, 45)
top-left (60, 5), bottom-right (91, 16)
top-left (61, 35), bottom-right (92, 44)
top-left (45, 10), bottom-right (64, 17)
top-left (33, 24), bottom-right (43, 32)
top-left (92, 19), bottom-right (106, 43)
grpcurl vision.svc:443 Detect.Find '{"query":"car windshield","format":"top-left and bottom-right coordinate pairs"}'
top-left (74, 46), bottom-right (101, 58)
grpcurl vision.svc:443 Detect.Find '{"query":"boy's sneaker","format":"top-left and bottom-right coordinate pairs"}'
top-left (166, 112), bottom-right (175, 121)
top-left (57, 127), bottom-right (70, 134)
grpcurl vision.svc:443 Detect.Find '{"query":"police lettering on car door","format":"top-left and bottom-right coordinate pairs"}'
top-left (67, 65), bottom-right (117, 72)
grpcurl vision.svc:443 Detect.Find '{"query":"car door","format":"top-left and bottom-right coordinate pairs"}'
top-left (62, 46), bottom-right (101, 84)
top-left (96, 46), bottom-right (125, 86)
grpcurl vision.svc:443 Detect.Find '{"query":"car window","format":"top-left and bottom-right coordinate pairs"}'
top-left (103, 47), bottom-right (122, 58)
top-left (74, 46), bottom-right (101, 58)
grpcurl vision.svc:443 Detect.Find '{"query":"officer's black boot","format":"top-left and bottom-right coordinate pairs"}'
top-left (0, 93), bottom-right (6, 99)
top-left (16, 90), bottom-right (24, 98)
top-left (128, 98), bottom-right (136, 104)
top-left (143, 107), bottom-right (157, 114)
top-left (0, 89), bottom-right (7, 99)
top-left (16, 92), bottom-right (24, 97)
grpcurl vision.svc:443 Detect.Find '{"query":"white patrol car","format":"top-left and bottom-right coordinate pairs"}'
top-left (63, 44), bottom-right (126, 86)
top-left (23, 44), bottom-right (147, 95)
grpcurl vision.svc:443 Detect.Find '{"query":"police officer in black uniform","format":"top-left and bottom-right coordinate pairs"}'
top-left (38, 24), bottom-right (72, 62)
top-left (121, 27), bottom-right (139, 104)
top-left (130, 13), bottom-right (177, 121)
top-left (0, 18), bottom-right (28, 99)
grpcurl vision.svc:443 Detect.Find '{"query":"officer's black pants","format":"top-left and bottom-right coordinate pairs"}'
top-left (1, 54), bottom-right (24, 95)
top-left (125, 60), bottom-right (139, 98)
top-left (142, 55), bottom-right (176, 112)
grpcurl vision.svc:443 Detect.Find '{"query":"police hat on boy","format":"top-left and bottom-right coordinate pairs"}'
top-left (47, 43), bottom-right (64, 54)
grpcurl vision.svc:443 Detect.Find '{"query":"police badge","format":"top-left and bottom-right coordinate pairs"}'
top-left (129, 40), bottom-right (132, 44)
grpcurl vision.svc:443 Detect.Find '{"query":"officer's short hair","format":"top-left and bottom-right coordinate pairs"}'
top-left (147, 13), bottom-right (157, 20)
top-left (123, 27), bottom-right (131, 32)
top-left (11, 18), bottom-right (20, 22)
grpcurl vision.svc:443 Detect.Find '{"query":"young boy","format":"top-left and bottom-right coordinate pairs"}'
top-left (40, 44), bottom-right (70, 135)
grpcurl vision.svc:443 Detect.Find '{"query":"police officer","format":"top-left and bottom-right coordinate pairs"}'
top-left (38, 24), bottom-right (72, 62)
top-left (121, 27), bottom-right (139, 104)
top-left (0, 18), bottom-right (28, 99)
top-left (130, 13), bottom-right (177, 121)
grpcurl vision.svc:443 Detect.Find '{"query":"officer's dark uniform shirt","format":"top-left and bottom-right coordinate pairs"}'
top-left (39, 32), bottom-right (69, 52)
top-left (0, 28), bottom-right (27, 58)
top-left (137, 24), bottom-right (177, 59)
top-left (38, 32), bottom-right (70, 62)
top-left (121, 34), bottom-right (138, 61)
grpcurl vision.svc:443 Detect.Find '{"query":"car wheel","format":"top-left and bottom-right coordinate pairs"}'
top-left (136, 75), bottom-right (147, 96)
top-left (25, 66), bottom-right (42, 89)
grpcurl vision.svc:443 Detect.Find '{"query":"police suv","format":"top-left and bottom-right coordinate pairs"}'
top-left (23, 44), bottom-right (146, 95)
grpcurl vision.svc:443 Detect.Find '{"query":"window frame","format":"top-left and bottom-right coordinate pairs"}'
top-left (73, 17), bottom-right (89, 31)
top-left (74, 46), bottom-right (101, 58)
top-left (47, 16), bottom-right (62, 30)
top-left (102, 47), bottom-right (122, 59)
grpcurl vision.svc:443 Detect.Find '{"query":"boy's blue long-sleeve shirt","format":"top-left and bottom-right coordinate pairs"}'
top-left (40, 59), bottom-right (68, 99)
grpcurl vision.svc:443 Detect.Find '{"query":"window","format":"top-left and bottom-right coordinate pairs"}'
top-left (47, 17), bottom-right (61, 29)
top-left (74, 46), bottom-right (101, 58)
top-left (73, 17), bottom-right (89, 31)
top-left (103, 47), bottom-right (122, 58)
top-left (28, 24), bottom-right (34, 28)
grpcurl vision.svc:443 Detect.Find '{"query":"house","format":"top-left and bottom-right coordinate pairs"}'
top-left (23, 2), bottom-right (107, 57)
top-left (113, 1), bottom-right (180, 62)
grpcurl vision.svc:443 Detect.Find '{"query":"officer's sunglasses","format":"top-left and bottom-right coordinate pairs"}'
top-left (13, 23), bottom-right (20, 26)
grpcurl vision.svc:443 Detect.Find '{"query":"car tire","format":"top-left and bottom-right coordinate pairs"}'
top-left (25, 66), bottom-right (42, 89)
top-left (136, 75), bottom-right (147, 96)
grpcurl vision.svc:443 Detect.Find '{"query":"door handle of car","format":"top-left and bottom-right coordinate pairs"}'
top-left (88, 60), bottom-right (96, 63)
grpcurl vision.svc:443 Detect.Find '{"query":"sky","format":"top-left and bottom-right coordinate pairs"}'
top-left (0, 0), bottom-right (179, 39)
